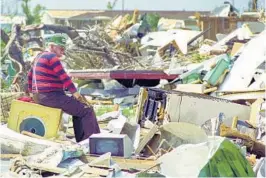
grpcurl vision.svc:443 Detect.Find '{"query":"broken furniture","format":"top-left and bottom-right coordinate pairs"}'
top-left (141, 89), bottom-right (167, 126)
top-left (135, 87), bottom-right (251, 127)
top-left (135, 88), bottom-right (167, 127)
top-left (7, 100), bottom-right (62, 139)
top-left (89, 133), bottom-right (134, 158)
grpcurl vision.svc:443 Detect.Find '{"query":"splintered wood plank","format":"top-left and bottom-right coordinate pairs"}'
top-left (134, 87), bottom-right (148, 124)
top-left (81, 155), bottom-right (158, 171)
top-left (80, 166), bottom-right (110, 176)
top-left (231, 42), bottom-right (244, 56)
top-left (135, 125), bottom-right (159, 155)
top-left (0, 154), bottom-right (21, 159)
top-left (26, 163), bottom-right (67, 174)
top-left (174, 84), bottom-right (205, 94)
top-left (21, 131), bottom-right (46, 140)
top-left (249, 98), bottom-right (264, 126)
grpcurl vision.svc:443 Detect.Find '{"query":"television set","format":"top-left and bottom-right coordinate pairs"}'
top-left (89, 133), bottom-right (133, 158)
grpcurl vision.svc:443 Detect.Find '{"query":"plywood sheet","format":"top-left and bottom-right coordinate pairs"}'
top-left (178, 95), bottom-right (251, 126)
top-left (231, 42), bottom-right (244, 56)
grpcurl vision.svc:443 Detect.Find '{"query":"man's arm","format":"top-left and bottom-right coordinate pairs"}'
top-left (27, 68), bottom-right (33, 93)
top-left (50, 56), bottom-right (77, 94)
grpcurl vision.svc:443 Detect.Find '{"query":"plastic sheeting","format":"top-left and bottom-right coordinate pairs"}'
top-left (158, 136), bottom-right (255, 177)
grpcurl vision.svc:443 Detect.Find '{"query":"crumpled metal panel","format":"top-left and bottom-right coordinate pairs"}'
top-left (210, 3), bottom-right (239, 17)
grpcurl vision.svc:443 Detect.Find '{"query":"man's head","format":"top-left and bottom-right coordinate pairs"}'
top-left (47, 34), bottom-right (67, 58)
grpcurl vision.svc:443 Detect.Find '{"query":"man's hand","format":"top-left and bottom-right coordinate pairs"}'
top-left (73, 92), bottom-right (82, 101)
top-left (25, 91), bottom-right (30, 96)
top-left (25, 91), bottom-right (33, 98)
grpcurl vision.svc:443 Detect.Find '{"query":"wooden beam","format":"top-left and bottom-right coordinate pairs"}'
top-left (203, 87), bottom-right (218, 94)
top-left (249, 98), bottom-right (264, 126)
top-left (21, 131), bottom-right (45, 140)
top-left (0, 154), bottom-right (21, 159)
top-left (80, 166), bottom-right (110, 176)
top-left (86, 100), bottom-right (113, 105)
top-left (81, 155), bottom-right (159, 171)
top-left (134, 87), bottom-right (148, 124)
top-left (26, 163), bottom-right (67, 174)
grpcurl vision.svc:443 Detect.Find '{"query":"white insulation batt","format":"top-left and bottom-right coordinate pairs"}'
top-left (219, 30), bottom-right (266, 91)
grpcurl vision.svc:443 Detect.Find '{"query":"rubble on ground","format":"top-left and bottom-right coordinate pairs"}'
top-left (1, 5), bottom-right (265, 178)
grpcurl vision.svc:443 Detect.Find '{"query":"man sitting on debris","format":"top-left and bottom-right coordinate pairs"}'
top-left (27, 34), bottom-right (100, 142)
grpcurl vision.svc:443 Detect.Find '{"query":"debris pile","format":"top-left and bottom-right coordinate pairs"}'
top-left (1, 4), bottom-right (266, 178)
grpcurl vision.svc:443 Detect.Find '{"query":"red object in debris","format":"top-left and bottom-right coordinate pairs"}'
top-left (69, 70), bottom-right (179, 80)
top-left (17, 96), bottom-right (34, 103)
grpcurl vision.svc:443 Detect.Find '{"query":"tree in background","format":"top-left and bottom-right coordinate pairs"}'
top-left (21, 0), bottom-right (45, 25)
top-left (107, 0), bottom-right (118, 10)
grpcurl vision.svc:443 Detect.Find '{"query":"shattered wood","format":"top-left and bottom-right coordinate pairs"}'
top-left (135, 125), bottom-right (159, 155)
top-left (220, 123), bottom-right (265, 158)
top-left (81, 155), bottom-right (159, 171)
top-left (80, 166), bottom-right (110, 176)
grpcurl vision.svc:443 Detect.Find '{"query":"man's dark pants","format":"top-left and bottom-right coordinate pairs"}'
top-left (35, 91), bottom-right (100, 142)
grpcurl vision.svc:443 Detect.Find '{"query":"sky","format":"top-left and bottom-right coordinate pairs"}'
top-left (28, 0), bottom-right (258, 11)
top-left (2, 0), bottom-right (266, 14)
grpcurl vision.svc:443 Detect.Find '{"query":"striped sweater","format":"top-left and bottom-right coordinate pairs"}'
top-left (27, 52), bottom-right (77, 94)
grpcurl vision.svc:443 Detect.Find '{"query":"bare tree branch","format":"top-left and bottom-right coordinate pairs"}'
top-left (22, 36), bottom-right (44, 47)
top-left (22, 24), bottom-right (80, 40)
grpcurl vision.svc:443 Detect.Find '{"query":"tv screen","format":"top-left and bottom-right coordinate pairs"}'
top-left (91, 138), bottom-right (124, 156)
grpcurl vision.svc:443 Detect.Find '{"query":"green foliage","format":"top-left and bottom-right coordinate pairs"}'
top-left (1, 39), bottom-right (8, 63)
top-left (107, 2), bottom-right (113, 10)
top-left (190, 53), bottom-right (208, 63)
top-left (146, 13), bottom-right (160, 31)
top-left (21, 0), bottom-right (45, 25)
top-left (94, 105), bottom-right (136, 121)
top-left (1, 40), bottom-right (6, 56)
top-left (1, 78), bottom-right (9, 91)
top-left (127, 14), bottom-right (133, 23)
top-left (121, 106), bottom-right (137, 120)
top-left (106, 0), bottom-right (118, 10)
top-left (94, 105), bottom-right (114, 116)
top-left (1, 24), bottom-right (11, 34)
